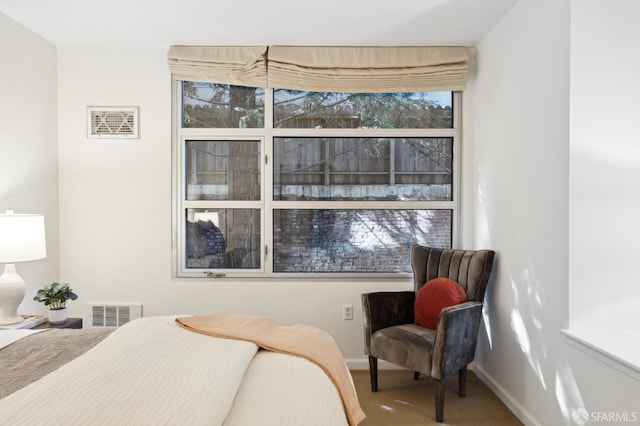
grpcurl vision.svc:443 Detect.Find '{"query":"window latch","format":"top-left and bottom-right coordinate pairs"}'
top-left (205, 272), bottom-right (226, 278)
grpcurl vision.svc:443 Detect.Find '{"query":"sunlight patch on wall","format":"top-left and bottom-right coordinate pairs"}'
top-left (474, 168), bottom-right (493, 248)
top-left (510, 308), bottom-right (546, 389)
top-left (555, 364), bottom-right (586, 425)
top-left (510, 276), bottom-right (547, 389)
top-left (510, 309), bottom-right (530, 354)
top-left (482, 306), bottom-right (493, 350)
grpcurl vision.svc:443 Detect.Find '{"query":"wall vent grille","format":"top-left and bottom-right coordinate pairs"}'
top-left (85, 303), bottom-right (142, 327)
top-left (87, 106), bottom-right (139, 139)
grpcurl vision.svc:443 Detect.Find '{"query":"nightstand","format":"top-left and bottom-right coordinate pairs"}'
top-left (34, 317), bottom-right (83, 329)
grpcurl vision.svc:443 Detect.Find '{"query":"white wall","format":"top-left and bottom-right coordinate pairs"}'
top-left (569, 0), bottom-right (640, 329)
top-left (56, 48), bottom-right (415, 362)
top-left (475, 0), bottom-right (640, 425)
top-left (0, 13), bottom-right (59, 314)
top-left (473, 0), bottom-right (570, 424)
top-left (564, 0), bottom-right (640, 421)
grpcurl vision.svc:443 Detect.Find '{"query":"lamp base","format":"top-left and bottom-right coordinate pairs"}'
top-left (0, 264), bottom-right (26, 325)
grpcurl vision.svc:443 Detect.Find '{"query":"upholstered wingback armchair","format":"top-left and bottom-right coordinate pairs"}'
top-left (361, 245), bottom-right (496, 422)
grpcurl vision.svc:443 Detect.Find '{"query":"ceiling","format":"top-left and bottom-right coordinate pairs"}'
top-left (0, 0), bottom-right (518, 48)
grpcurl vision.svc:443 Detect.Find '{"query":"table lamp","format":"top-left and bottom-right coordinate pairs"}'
top-left (0, 210), bottom-right (47, 325)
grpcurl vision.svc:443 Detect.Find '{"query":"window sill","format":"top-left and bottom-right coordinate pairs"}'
top-left (561, 329), bottom-right (640, 381)
top-left (173, 272), bottom-right (414, 281)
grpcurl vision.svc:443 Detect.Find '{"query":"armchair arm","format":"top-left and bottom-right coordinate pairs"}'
top-left (430, 301), bottom-right (483, 380)
top-left (361, 291), bottom-right (415, 354)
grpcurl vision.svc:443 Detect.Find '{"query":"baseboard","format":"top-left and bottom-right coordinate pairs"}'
top-left (471, 362), bottom-right (540, 426)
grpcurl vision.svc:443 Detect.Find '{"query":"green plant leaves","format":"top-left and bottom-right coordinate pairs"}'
top-left (33, 282), bottom-right (77, 310)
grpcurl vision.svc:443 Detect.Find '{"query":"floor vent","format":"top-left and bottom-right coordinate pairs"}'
top-left (87, 106), bottom-right (139, 139)
top-left (85, 303), bottom-right (142, 327)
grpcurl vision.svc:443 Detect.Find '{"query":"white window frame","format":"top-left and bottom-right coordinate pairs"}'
top-left (172, 81), bottom-right (461, 279)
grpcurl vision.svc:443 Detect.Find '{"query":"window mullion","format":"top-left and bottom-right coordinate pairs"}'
top-left (452, 91), bottom-right (462, 249)
top-left (172, 80), bottom-right (183, 278)
top-left (270, 128), bottom-right (457, 138)
top-left (264, 88), bottom-right (274, 275)
top-left (271, 200), bottom-right (456, 210)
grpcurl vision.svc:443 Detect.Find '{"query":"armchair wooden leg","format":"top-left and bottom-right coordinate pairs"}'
top-left (435, 380), bottom-right (445, 423)
top-left (413, 371), bottom-right (420, 380)
top-left (368, 356), bottom-right (378, 392)
top-left (458, 367), bottom-right (467, 397)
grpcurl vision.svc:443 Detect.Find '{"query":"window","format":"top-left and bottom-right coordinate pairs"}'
top-left (174, 82), bottom-right (460, 278)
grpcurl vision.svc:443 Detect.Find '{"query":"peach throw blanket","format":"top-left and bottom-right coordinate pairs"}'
top-left (176, 313), bottom-right (366, 426)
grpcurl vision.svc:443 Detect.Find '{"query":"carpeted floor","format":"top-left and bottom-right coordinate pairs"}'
top-left (350, 369), bottom-right (523, 425)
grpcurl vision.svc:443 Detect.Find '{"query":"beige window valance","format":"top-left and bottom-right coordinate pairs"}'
top-left (168, 45), bottom-right (470, 93)
top-left (167, 46), bottom-right (268, 88)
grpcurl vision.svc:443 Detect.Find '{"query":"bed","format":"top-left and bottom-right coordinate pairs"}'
top-left (0, 314), bottom-right (365, 426)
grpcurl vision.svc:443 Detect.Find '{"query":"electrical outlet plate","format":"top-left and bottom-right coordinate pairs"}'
top-left (343, 304), bottom-right (353, 320)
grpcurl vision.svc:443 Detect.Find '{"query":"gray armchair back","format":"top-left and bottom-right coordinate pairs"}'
top-left (412, 245), bottom-right (495, 302)
top-left (362, 245), bottom-right (496, 422)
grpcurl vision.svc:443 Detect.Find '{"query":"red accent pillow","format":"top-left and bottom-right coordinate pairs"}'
top-left (414, 277), bottom-right (467, 329)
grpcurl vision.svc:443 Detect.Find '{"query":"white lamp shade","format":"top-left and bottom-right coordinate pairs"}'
top-left (0, 214), bottom-right (47, 263)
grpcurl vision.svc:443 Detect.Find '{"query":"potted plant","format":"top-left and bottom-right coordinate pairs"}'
top-left (33, 282), bottom-right (78, 324)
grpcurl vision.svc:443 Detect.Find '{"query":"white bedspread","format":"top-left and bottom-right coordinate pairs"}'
top-left (0, 316), bottom-right (348, 426)
top-left (225, 350), bottom-right (348, 426)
